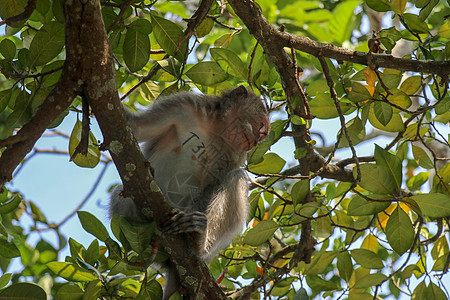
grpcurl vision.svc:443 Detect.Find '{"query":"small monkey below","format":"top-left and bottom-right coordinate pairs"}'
top-left (109, 85), bottom-right (269, 298)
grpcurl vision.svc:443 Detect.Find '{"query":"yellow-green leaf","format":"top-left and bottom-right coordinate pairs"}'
top-left (69, 120), bottom-right (101, 168)
top-left (47, 262), bottom-right (97, 282)
top-left (248, 153), bottom-right (286, 174)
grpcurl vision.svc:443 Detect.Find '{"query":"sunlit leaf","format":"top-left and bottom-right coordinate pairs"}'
top-left (248, 153), bottom-right (285, 174)
top-left (47, 262), bottom-right (97, 282)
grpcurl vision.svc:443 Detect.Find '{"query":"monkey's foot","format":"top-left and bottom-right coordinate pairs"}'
top-left (162, 211), bottom-right (207, 234)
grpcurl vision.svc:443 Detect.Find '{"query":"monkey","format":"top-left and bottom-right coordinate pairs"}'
top-left (109, 85), bottom-right (269, 298)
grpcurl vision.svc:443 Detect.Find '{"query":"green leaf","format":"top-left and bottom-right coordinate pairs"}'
top-left (129, 18), bottom-right (152, 35)
top-left (329, 1), bottom-right (359, 44)
top-left (185, 61), bottom-right (228, 86)
top-left (0, 89), bottom-right (12, 113)
top-left (407, 172), bottom-right (430, 190)
top-left (0, 195), bottom-right (22, 214)
top-left (151, 14), bottom-right (187, 61)
top-left (412, 145), bottom-right (434, 169)
top-left (248, 153), bottom-right (286, 174)
top-left (77, 211), bottom-right (109, 241)
top-left (29, 21), bottom-right (65, 67)
top-left (386, 205), bottom-right (414, 255)
top-left (0, 39), bottom-right (16, 61)
top-left (293, 288), bottom-right (309, 300)
top-left (306, 276), bottom-right (338, 292)
top-left (304, 251), bottom-right (337, 276)
top-left (136, 279), bottom-right (163, 300)
top-left (403, 13), bottom-right (430, 34)
top-left (347, 82), bottom-right (372, 103)
top-left (123, 26), bottom-right (150, 72)
top-left (365, 0), bottom-right (391, 12)
top-left (56, 284), bottom-right (84, 300)
top-left (339, 116), bottom-right (366, 147)
top-left (350, 249), bottom-right (384, 269)
top-left (410, 193), bottom-right (450, 218)
top-left (214, 33), bottom-right (233, 48)
top-left (347, 195), bottom-right (390, 216)
top-left (355, 164), bottom-right (396, 195)
top-left (337, 251), bottom-right (353, 282)
top-left (0, 273), bottom-right (11, 289)
top-left (309, 93), bottom-right (354, 118)
top-left (0, 0), bottom-right (28, 27)
top-left (105, 237), bottom-right (122, 261)
top-left (291, 180), bottom-right (310, 206)
top-left (0, 238), bottom-right (20, 259)
top-left (0, 282), bottom-right (47, 299)
top-left (390, 0), bottom-right (407, 14)
top-left (210, 48), bottom-right (248, 79)
top-left (196, 18), bottom-right (214, 38)
top-left (352, 273), bottom-right (387, 289)
top-left (85, 239), bottom-right (100, 266)
top-left (374, 145), bottom-right (402, 191)
top-left (373, 101), bottom-right (393, 126)
top-left (400, 76), bottom-right (422, 95)
top-left (47, 262), bottom-right (97, 282)
top-left (243, 220), bottom-right (278, 246)
top-left (289, 202), bottom-right (320, 224)
top-left (69, 120), bottom-right (101, 168)
top-left (119, 218), bottom-right (155, 254)
top-left (368, 105), bottom-right (405, 132)
top-left (389, 90), bottom-right (412, 109)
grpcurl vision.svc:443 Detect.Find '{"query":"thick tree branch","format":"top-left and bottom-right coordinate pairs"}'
top-left (59, 0), bottom-right (226, 299)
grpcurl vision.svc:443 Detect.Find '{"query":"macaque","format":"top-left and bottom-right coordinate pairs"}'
top-left (109, 85), bottom-right (269, 298)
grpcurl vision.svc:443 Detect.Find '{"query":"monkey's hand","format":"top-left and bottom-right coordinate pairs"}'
top-left (162, 210), bottom-right (207, 234)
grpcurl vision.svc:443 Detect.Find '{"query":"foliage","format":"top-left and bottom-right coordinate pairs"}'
top-left (0, 0), bottom-right (449, 299)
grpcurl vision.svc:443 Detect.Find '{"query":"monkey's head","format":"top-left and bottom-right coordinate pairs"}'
top-left (219, 86), bottom-right (269, 151)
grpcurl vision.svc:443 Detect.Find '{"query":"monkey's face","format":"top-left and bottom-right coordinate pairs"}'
top-left (241, 114), bottom-right (269, 151)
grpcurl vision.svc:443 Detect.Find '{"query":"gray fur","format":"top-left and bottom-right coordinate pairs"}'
top-left (108, 86), bottom-right (269, 299)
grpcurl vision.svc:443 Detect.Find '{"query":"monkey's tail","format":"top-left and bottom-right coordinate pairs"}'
top-left (163, 262), bottom-right (180, 300)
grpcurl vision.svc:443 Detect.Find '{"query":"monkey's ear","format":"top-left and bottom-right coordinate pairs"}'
top-left (228, 85), bottom-right (248, 99)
